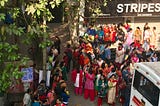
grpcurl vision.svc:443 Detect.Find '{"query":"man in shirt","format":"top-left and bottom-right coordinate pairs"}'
top-left (23, 88), bottom-right (32, 106)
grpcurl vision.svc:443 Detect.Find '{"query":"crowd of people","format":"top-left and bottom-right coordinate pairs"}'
top-left (23, 36), bottom-right (70, 106)
top-left (23, 22), bottom-right (160, 106)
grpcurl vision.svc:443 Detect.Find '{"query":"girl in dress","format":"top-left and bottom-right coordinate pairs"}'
top-left (61, 87), bottom-right (70, 106)
top-left (84, 67), bottom-right (95, 101)
top-left (94, 69), bottom-right (102, 97)
top-left (74, 68), bottom-right (83, 96)
top-left (97, 75), bottom-right (108, 106)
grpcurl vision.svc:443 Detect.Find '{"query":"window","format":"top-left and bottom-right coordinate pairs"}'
top-left (133, 70), bottom-right (159, 106)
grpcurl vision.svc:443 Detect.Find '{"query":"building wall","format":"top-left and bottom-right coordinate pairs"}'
top-left (95, 16), bottom-right (160, 35)
top-left (133, 17), bottom-right (160, 50)
top-left (95, 17), bottom-right (124, 25)
top-left (94, 16), bottom-right (160, 50)
top-left (134, 17), bottom-right (160, 34)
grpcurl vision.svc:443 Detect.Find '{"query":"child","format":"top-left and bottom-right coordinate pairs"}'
top-left (84, 68), bottom-right (95, 101)
top-left (61, 87), bottom-right (70, 105)
top-left (74, 68), bottom-right (83, 95)
top-left (47, 89), bottom-right (55, 106)
top-left (97, 75), bottom-right (108, 106)
top-left (94, 69), bottom-right (101, 96)
top-left (71, 68), bottom-right (78, 83)
top-left (23, 88), bottom-right (32, 106)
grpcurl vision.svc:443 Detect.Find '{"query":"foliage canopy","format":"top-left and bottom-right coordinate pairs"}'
top-left (0, 0), bottom-right (63, 93)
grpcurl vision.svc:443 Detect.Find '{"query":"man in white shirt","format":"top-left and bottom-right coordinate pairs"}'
top-left (23, 88), bottom-right (32, 106)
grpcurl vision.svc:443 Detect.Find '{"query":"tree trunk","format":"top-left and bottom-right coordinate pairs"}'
top-left (68, 2), bottom-right (80, 45)
top-left (42, 17), bottom-right (47, 80)
top-left (78, 0), bottom-right (85, 37)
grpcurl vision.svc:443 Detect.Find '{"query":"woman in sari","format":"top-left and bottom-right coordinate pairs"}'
top-left (107, 74), bottom-right (117, 106)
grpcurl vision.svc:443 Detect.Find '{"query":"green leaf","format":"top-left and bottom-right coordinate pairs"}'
top-left (0, 13), bottom-right (5, 21)
top-left (50, 1), bottom-right (55, 8)
top-left (26, 4), bottom-right (36, 15)
top-left (0, 1), bottom-right (5, 7)
top-left (36, 10), bottom-right (40, 16)
top-left (1, 26), bottom-right (5, 36)
top-left (104, 2), bottom-right (107, 6)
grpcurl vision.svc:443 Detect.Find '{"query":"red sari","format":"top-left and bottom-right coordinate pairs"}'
top-left (103, 27), bottom-right (111, 42)
top-left (110, 30), bottom-right (116, 43)
top-left (71, 69), bottom-right (78, 82)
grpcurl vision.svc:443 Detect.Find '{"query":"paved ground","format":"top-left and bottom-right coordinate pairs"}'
top-left (67, 71), bottom-right (96, 106)
top-left (49, 23), bottom-right (96, 106)
top-left (49, 23), bottom-right (121, 106)
top-left (66, 69), bottom-right (121, 106)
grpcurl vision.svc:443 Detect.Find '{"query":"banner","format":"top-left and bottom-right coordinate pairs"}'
top-left (46, 71), bottom-right (51, 87)
top-left (39, 70), bottom-right (43, 83)
top-left (21, 67), bottom-right (33, 82)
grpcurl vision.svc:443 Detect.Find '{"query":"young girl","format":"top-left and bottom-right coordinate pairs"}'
top-left (94, 69), bottom-right (101, 97)
top-left (84, 67), bottom-right (95, 101)
top-left (71, 68), bottom-right (78, 83)
top-left (47, 89), bottom-right (55, 106)
top-left (61, 87), bottom-right (70, 106)
top-left (97, 75), bottom-right (108, 106)
top-left (131, 53), bottom-right (139, 63)
top-left (74, 68), bottom-right (83, 95)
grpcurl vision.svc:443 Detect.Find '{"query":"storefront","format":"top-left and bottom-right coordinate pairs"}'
top-left (85, 0), bottom-right (160, 32)
top-left (85, 0), bottom-right (160, 49)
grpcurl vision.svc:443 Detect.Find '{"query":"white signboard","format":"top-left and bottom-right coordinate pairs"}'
top-left (21, 67), bottom-right (33, 82)
top-left (39, 70), bottom-right (43, 83)
top-left (117, 3), bottom-right (160, 13)
top-left (46, 71), bottom-right (51, 87)
top-left (99, 0), bottom-right (160, 17)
